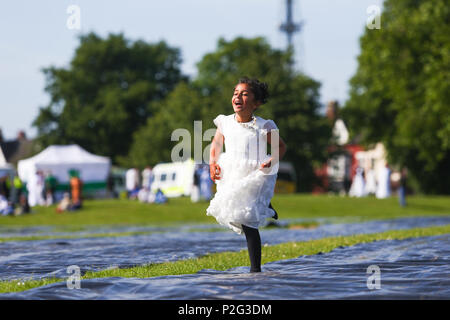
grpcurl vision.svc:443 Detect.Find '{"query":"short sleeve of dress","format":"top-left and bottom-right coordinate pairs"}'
top-left (213, 114), bottom-right (225, 134)
top-left (263, 119), bottom-right (278, 134)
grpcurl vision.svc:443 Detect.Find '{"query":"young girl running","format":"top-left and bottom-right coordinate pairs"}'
top-left (206, 77), bottom-right (287, 273)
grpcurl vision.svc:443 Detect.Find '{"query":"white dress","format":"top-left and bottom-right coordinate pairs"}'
top-left (206, 114), bottom-right (279, 234)
top-left (365, 169), bottom-right (377, 195)
top-left (376, 166), bottom-right (391, 199)
top-left (349, 167), bottom-right (366, 197)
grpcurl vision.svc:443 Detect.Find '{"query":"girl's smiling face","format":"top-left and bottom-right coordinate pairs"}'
top-left (232, 83), bottom-right (261, 115)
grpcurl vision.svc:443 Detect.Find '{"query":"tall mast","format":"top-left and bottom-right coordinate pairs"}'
top-left (279, 0), bottom-right (302, 49)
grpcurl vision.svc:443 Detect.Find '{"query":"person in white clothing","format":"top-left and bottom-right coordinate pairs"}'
top-left (376, 164), bottom-right (391, 199)
top-left (365, 168), bottom-right (377, 195)
top-left (349, 167), bottom-right (366, 197)
top-left (190, 164), bottom-right (201, 203)
top-left (141, 166), bottom-right (153, 191)
top-left (27, 170), bottom-right (45, 207)
top-left (207, 77), bottom-right (287, 272)
top-left (125, 168), bottom-right (140, 199)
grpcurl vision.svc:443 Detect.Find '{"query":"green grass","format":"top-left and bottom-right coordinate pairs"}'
top-left (0, 194), bottom-right (449, 229)
top-left (1, 224), bottom-right (449, 294)
top-left (0, 231), bottom-right (158, 243)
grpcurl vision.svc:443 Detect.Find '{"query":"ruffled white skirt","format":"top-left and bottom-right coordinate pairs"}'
top-left (206, 153), bottom-right (277, 234)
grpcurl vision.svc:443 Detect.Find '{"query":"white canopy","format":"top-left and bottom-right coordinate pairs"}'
top-left (18, 144), bottom-right (111, 183)
top-left (0, 148), bottom-right (14, 178)
top-left (0, 148), bottom-right (6, 167)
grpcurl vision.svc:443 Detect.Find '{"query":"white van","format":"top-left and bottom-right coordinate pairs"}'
top-left (151, 159), bottom-right (195, 197)
top-left (150, 159), bottom-right (297, 197)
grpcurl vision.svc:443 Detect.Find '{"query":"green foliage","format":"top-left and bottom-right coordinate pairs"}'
top-left (194, 37), bottom-right (331, 192)
top-left (342, 0), bottom-right (450, 194)
top-left (129, 37), bottom-right (331, 190)
top-left (33, 32), bottom-right (185, 162)
top-left (33, 33), bottom-right (329, 190)
top-left (124, 81), bottom-right (205, 167)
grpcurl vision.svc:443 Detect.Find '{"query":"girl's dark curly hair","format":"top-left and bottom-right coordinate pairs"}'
top-left (236, 77), bottom-right (269, 104)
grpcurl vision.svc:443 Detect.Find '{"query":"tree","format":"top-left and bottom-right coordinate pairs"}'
top-left (125, 81), bottom-right (204, 168)
top-left (128, 37), bottom-right (331, 191)
top-left (342, 0), bottom-right (450, 194)
top-left (33, 32), bottom-right (185, 162)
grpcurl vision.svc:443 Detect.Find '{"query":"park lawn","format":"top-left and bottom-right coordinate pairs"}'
top-left (0, 194), bottom-right (449, 230)
top-left (1, 223), bottom-right (449, 294)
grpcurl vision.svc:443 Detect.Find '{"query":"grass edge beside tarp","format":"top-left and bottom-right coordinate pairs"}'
top-left (0, 222), bottom-right (315, 243)
top-left (1, 224), bottom-right (449, 294)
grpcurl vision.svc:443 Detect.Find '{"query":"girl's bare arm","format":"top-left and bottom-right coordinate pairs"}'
top-left (210, 129), bottom-right (224, 181)
top-left (261, 131), bottom-right (287, 169)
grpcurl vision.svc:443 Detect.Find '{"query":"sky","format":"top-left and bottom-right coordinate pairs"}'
top-left (0, 0), bottom-right (384, 141)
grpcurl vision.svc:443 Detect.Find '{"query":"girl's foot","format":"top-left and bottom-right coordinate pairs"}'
top-left (269, 202), bottom-right (278, 220)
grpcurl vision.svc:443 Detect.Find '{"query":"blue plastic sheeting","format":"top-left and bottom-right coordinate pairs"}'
top-left (2, 234), bottom-right (449, 299)
top-left (0, 224), bottom-right (217, 239)
top-left (0, 216), bottom-right (449, 282)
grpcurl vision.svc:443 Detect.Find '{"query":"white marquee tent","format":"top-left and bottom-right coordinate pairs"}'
top-left (0, 147), bottom-right (14, 178)
top-left (18, 144), bottom-right (111, 184)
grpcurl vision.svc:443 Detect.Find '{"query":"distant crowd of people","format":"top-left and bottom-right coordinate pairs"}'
top-left (124, 164), bottom-right (213, 205)
top-left (125, 166), bottom-right (168, 204)
top-left (2, 162), bottom-right (216, 216)
top-left (1, 172), bottom-right (31, 216)
top-left (0, 169), bottom-right (84, 216)
top-left (3, 160), bottom-right (409, 218)
top-left (348, 164), bottom-right (408, 206)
